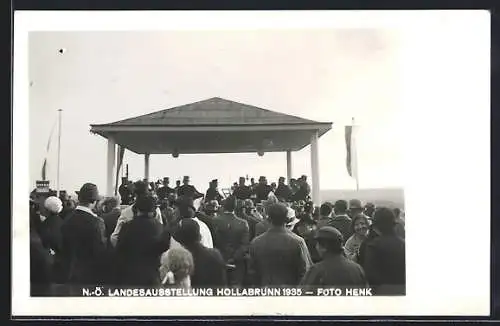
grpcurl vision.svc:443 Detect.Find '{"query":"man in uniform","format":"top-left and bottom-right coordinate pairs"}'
top-left (274, 177), bottom-right (293, 202)
top-left (177, 176), bottom-right (204, 200)
top-left (205, 179), bottom-right (224, 204)
top-left (233, 177), bottom-right (252, 201)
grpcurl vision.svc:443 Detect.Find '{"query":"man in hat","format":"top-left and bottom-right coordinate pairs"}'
top-left (157, 177), bottom-right (176, 201)
top-left (362, 207), bottom-right (405, 295)
top-left (327, 200), bottom-right (353, 245)
top-left (233, 177), bottom-right (252, 201)
top-left (177, 176), bottom-right (204, 200)
top-left (211, 195), bottom-right (250, 287)
top-left (173, 218), bottom-right (227, 287)
top-left (300, 226), bottom-right (367, 287)
top-left (115, 195), bottom-right (170, 286)
top-left (254, 176), bottom-right (272, 203)
top-left (205, 179), bottom-right (223, 204)
top-left (248, 203), bottom-right (312, 287)
top-left (110, 180), bottom-right (163, 247)
top-left (274, 177), bottom-right (293, 202)
top-left (317, 202), bottom-right (333, 229)
top-left (59, 183), bottom-right (108, 286)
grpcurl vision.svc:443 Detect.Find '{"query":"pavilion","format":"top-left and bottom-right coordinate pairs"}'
top-left (90, 97), bottom-right (332, 205)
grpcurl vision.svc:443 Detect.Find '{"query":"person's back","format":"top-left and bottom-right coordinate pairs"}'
top-left (364, 234), bottom-right (405, 294)
top-left (212, 211), bottom-right (249, 263)
top-left (300, 226), bottom-right (367, 287)
top-left (249, 203), bottom-right (312, 287)
top-left (250, 228), bottom-right (310, 286)
top-left (363, 207), bottom-right (405, 295)
top-left (174, 218), bottom-right (228, 287)
top-left (188, 242), bottom-right (227, 287)
top-left (115, 197), bottom-right (169, 286)
top-left (328, 200), bottom-right (353, 244)
top-left (30, 228), bottom-right (54, 296)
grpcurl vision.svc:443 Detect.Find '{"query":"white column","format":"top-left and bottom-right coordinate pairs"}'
top-left (144, 153), bottom-right (150, 182)
top-left (286, 150), bottom-right (293, 183)
top-left (106, 137), bottom-right (116, 196)
top-left (310, 131), bottom-right (320, 206)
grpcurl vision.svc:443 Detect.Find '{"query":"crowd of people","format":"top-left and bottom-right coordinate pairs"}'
top-left (29, 174), bottom-right (406, 296)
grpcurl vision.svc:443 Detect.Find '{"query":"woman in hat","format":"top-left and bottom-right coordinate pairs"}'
top-left (344, 214), bottom-right (370, 262)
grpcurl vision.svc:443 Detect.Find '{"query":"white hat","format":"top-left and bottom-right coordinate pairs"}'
top-left (44, 196), bottom-right (63, 214)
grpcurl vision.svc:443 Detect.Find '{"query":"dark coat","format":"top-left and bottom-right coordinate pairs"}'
top-left (212, 212), bottom-right (250, 264)
top-left (249, 227), bottom-right (312, 287)
top-left (300, 254), bottom-right (368, 287)
top-left (212, 212), bottom-right (250, 286)
top-left (101, 208), bottom-right (122, 240)
top-left (115, 215), bottom-right (170, 286)
top-left (59, 208), bottom-right (108, 286)
top-left (291, 184), bottom-right (310, 202)
top-left (30, 229), bottom-right (53, 296)
top-left (363, 234), bottom-right (405, 295)
top-left (38, 213), bottom-right (64, 254)
top-left (186, 242), bottom-right (228, 287)
top-left (157, 186), bottom-right (176, 200)
top-left (327, 215), bottom-right (353, 245)
top-left (254, 184), bottom-right (272, 202)
top-left (233, 185), bottom-right (252, 200)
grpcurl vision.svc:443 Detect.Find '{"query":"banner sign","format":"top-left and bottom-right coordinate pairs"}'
top-left (35, 180), bottom-right (50, 193)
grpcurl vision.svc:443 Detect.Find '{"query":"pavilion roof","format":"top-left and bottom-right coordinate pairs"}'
top-left (90, 97), bottom-right (332, 154)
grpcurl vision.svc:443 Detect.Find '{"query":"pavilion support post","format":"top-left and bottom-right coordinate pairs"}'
top-left (286, 150), bottom-right (293, 184)
top-left (310, 131), bottom-right (320, 206)
top-left (144, 153), bottom-right (150, 182)
top-left (106, 137), bottom-right (116, 197)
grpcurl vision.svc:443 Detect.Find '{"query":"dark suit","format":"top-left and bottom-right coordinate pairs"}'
top-left (115, 215), bottom-right (170, 286)
top-left (59, 208), bottom-right (108, 286)
top-left (249, 227), bottom-right (312, 286)
top-left (300, 254), bottom-right (368, 287)
top-left (328, 215), bottom-right (353, 245)
top-left (38, 214), bottom-right (64, 254)
top-left (212, 212), bottom-right (250, 286)
top-left (233, 185), bottom-right (252, 200)
top-left (30, 229), bottom-right (54, 296)
top-left (157, 186), bottom-right (176, 200)
top-left (186, 243), bottom-right (228, 287)
top-left (363, 234), bottom-right (405, 295)
top-left (254, 184), bottom-right (272, 202)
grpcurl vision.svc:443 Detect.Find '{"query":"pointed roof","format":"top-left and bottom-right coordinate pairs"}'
top-left (90, 97), bottom-right (332, 154)
top-left (94, 97), bottom-right (329, 127)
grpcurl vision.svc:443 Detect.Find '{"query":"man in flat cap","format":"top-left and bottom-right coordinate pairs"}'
top-left (248, 203), bottom-right (312, 287)
top-left (177, 176), bottom-right (204, 200)
top-left (300, 226), bottom-right (367, 287)
top-left (59, 183), bottom-right (108, 286)
top-left (205, 179), bottom-right (223, 204)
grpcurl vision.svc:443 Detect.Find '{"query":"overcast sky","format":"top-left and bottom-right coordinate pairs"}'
top-left (29, 29), bottom-right (403, 194)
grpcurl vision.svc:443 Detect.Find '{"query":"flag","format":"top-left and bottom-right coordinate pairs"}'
top-left (114, 146), bottom-right (125, 195)
top-left (41, 119), bottom-right (57, 181)
top-left (345, 121), bottom-right (359, 187)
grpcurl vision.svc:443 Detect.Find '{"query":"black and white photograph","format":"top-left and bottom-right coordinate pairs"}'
top-left (13, 10), bottom-right (490, 317)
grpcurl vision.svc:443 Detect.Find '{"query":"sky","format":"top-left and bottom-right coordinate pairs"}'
top-left (29, 29), bottom-right (404, 195)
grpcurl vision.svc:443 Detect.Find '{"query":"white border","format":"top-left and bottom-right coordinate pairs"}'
top-left (14, 10), bottom-right (491, 316)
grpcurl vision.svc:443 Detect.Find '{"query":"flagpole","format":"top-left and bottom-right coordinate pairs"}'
top-left (352, 117), bottom-right (359, 192)
top-left (56, 109), bottom-right (62, 197)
